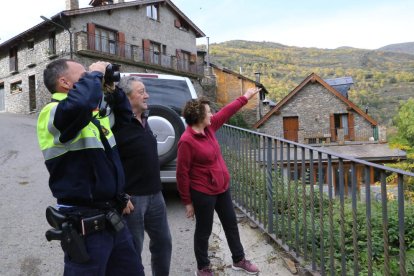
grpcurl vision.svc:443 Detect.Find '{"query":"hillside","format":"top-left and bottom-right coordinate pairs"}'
top-left (378, 42), bottom-right (414, 55)
top-left (208, 40), bottom-right (414, 126)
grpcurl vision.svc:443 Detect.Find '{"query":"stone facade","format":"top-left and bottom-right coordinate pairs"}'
top-left (258, 81), bottom-right (375, 143)
top-left (0, 0), bottom-right (205, 114)
top-left (212, 66), bottom-right (260, 127)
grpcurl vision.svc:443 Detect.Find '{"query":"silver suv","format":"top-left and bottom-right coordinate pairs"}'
top-left (120, 73), bottom-right (198, 183)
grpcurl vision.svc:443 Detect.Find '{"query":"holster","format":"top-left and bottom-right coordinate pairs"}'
top-left (45, 206), bottom-right (90, 264)
top-left (44, 205), bottom-right (126, 263)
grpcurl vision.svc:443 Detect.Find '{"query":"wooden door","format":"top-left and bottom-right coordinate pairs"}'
top-left (283, 116), bottom-right (299, 142)
top-left (29, 75), bottom-right (36, 112)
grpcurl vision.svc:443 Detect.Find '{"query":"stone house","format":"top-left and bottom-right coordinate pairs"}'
top-left (253, 72), bottom-right (406, 194)
top-left (0, 0), bottom-right (205, 114)
top-left (208, 63), bottom-right (268, 127)
top-left (254, 72), bottom-right (379, 144)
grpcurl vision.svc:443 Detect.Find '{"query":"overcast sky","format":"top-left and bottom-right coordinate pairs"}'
top-left (1, 0), bottom-right (413, 49)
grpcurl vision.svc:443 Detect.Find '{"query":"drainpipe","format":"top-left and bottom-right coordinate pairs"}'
top-left (206, 36), bottom-right (212, 75)
top-left (255, 72), bottom-right (262, 118)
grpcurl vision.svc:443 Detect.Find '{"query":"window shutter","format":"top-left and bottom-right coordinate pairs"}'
top-left (117, 32), bottom-right (125, 57)
top-left (190, 53), bottom-right (197, 63)
top-left (143, 39), bottom-right (151, 63)
top-left (348, 112), bottom-right (355, 141)
top-left (174, 19), bottom-right (181, 28)
top-left (330, 113), bottom-right (336, 141)
top-left (87, 23), bottom-right (96, 50)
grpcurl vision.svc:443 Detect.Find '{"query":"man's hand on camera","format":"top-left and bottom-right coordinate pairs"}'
top-left (89, 61), bottom-right (109, 75)
top-left (103, 83), bottom-right (116, 94)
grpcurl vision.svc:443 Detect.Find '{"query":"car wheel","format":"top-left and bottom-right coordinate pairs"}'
top-left (148, 105), bottom-right (185, 166)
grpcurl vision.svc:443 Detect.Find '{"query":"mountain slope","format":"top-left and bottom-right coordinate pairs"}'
top-left (378, 42), bottom-right (414, 55)
top-left (208, 40), bottom-right (414, 126)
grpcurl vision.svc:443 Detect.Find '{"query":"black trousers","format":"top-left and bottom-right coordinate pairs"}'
top-left (191, 188), bottom-right (245, 269)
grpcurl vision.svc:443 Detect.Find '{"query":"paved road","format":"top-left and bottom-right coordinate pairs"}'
top-left (0, 112), bottom-right (293, 276)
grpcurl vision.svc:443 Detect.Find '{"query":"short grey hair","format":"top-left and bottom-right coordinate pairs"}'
top-left (118, 75), bottom-right (144, 96)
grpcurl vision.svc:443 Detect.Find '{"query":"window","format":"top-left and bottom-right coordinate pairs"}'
top-left (182, 51), bottom-right (190, 70)
top-left (175, 19), bottom-right (189, 31)
top-left (334, 113), bottom-right (349, 136)
top-left (9, 46), bottom-right (18, 72)
top-left (150, 41), bottom-right (161, 65)
top-left (95, 27), bottom-right (117, 55)
top-left (146, 4), bottom-right (159, 20)
top-left (10, 80), bottom-right (22, 94)
top-left (27, 40), bottom-right (34, 50)
top-left (48, 31), bottom-right (56, 55)
top-left (143, 39), bottom-right (166, 65)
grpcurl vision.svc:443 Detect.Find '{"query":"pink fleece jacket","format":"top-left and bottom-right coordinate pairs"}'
top-left (176, 96), bottom-right (248, 205)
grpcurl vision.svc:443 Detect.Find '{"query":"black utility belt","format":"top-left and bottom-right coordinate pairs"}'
top-left (45, 206), bottom-right (125, 264)
top-left (80, 213), bottom-right (107, 236)
top-left (76, 209), bottom-right (125, 236)
top-left (46, 206), bottom-right (125, 238)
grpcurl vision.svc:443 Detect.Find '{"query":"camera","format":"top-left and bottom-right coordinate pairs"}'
top-left (104, 63), bottom-right (121, 86)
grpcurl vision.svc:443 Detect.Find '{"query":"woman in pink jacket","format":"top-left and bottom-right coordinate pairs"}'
top-left (176, 87), bottom-right (261, 276)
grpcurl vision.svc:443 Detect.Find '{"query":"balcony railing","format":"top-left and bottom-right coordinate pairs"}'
top-left (217, 124), bottom-right (414, 275)
top-left (301, 127), bottom-right (380, 145)
top-left (74, 31), bottom-right (203, 75)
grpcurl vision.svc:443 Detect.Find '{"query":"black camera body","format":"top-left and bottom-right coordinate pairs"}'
top-left (104, 63), bottom-right (121, 86)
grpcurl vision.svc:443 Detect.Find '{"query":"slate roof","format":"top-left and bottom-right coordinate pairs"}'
top-left (324, 76), bottom-right (353, 98)
top-left (0, 0), bottom-right (205, 48)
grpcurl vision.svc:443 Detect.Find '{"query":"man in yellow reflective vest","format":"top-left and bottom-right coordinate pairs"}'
top-left (37, 59), bottom-right (144, 275)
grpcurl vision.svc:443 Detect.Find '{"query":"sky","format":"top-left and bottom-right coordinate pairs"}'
top-left (0, 0), bottom-right (413, 49)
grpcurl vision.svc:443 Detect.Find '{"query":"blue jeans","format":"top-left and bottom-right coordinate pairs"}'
top-left (63, 222), bottom-right (144, 276)
top-left (125, 191), bottom-right (172, 276)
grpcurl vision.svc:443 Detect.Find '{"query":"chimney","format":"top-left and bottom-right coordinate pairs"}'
top-left (66, 0), bottom-right (79, 10)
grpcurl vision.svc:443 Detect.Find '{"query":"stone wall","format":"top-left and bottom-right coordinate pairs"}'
top-left (212, 67), bottom-right (259, 127)
top-left (0, 2), bottom-right (201, 114)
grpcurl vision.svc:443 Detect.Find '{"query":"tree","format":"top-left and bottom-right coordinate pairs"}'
top-left (388, 98), bottom-right (414, 197)
top-left (393, 98), bottom-right (414, 146)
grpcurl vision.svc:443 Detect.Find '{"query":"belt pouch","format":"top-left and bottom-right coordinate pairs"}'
top-left (81, 214), bottom-right (106, 235)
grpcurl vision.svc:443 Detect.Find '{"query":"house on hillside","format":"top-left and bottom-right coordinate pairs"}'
top-left (254, 72), bottom-right (381, 144)
top-left (0, 0), bottom-right (205, 114)
top-left (253, 72), bottom-right (405, 194)
top-left (208, 63), bottom-right (268, 127)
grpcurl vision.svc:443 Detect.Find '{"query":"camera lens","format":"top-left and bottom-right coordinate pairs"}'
top-left (104, 64), bottom-right (121, 85)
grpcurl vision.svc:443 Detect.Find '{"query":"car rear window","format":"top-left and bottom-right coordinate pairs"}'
top-left (141, 78), bottom-right (192, 113)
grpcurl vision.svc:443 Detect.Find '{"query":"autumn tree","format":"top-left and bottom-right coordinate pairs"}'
top-left (388, 98), bottom-right (414, 195)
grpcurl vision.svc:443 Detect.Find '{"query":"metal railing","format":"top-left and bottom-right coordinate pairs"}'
top-left (73, 31), bottom-right (204, 75)
top-left (303, 128), bottom-right (379, 145)
top-left (217, 124), bottom-right (414, 275)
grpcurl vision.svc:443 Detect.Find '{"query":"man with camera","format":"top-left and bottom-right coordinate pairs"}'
top-left (37, 59), bottom-right (144, 275)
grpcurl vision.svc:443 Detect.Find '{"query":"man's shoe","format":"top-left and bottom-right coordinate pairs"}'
top-left (195, 266), bottom-right (213, 276)
top-left (232, 258), bottom-right (260, 274)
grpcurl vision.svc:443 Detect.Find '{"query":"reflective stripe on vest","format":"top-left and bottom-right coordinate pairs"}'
top-left (37, 93), bottom-right (116, 160)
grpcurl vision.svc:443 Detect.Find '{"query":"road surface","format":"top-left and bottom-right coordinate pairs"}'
top-left (0, 112), bottom-right (294, 276)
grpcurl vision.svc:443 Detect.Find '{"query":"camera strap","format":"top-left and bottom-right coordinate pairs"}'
top-left (90, 117), bottom-right (116, 162)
